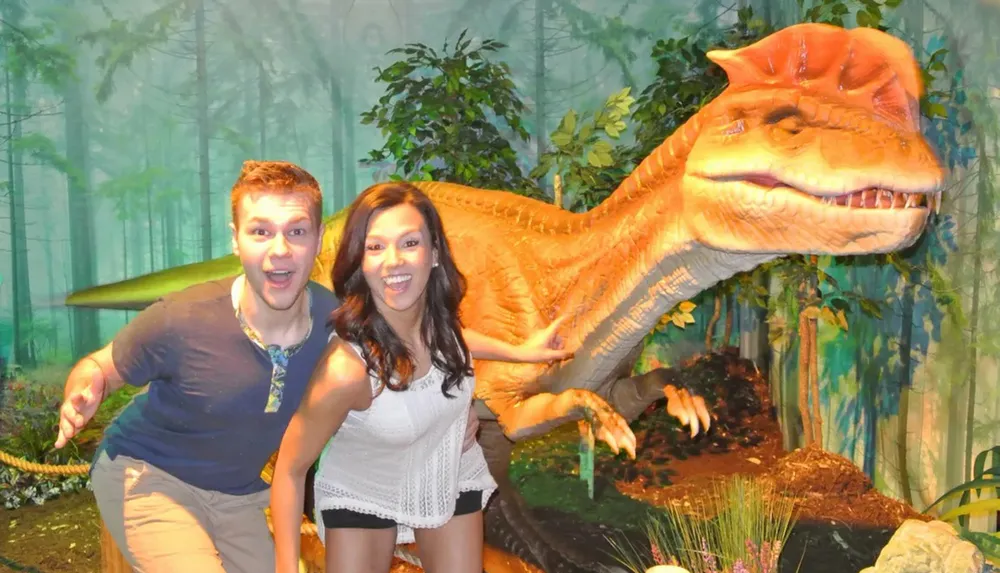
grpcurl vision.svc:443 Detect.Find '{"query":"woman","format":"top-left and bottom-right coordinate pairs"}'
top-left (270, 182), bottom-right (571, 573)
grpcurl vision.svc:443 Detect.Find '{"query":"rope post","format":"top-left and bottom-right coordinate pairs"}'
top-left (553, 174), bottom-right (563, 209)
top-left (578, 414), bottom-right (595, 500)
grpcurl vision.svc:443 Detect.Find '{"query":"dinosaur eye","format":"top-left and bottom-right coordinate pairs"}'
top-left (765, 106), bottom-right (802, 125)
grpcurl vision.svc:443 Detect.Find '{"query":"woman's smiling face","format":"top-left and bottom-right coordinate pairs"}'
top-left (361, 203), bottom-right (438, 315)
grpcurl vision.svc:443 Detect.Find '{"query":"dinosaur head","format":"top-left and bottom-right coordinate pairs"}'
top-left (681, 23), bottom-right (944, 256)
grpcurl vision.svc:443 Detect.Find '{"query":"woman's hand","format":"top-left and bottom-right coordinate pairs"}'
top-left (463, 315), bottom-right (574, 364)
top-left (515, 316), bottom-right (573, 364)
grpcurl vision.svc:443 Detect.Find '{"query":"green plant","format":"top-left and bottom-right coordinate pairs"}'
top-left (0, 377), bottom-right (91, 509)
top-left (622, 6), bottom-right (772, 166)
top-left (360, 30), bottom-right (543, 198)
top-left (923, 446), bottom-right (1000, 565)
top-left (609, 475), bottom-right (797, 573)
top-left (531, 88), bottom-right (636, 211)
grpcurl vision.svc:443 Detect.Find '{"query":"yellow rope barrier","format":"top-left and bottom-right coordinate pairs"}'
top-left (0, 449), bottom-right (90, 475)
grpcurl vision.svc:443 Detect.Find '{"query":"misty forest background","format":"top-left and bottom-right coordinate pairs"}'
top-left (2, 0), bottom-right (1000, 524)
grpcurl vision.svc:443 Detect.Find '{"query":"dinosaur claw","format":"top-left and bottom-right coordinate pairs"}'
top-left (663, 384), bottom-right (712, 438)
top-left (663, 385), bottom-right (690, 426)
top-left (687, 407), bottom-right (700, 438)
top-left (694, 394), bottom-right (711, 434)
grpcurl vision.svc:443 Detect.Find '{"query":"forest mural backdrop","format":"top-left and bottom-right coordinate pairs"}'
top-left (1, 0), bottom-right (998, 528)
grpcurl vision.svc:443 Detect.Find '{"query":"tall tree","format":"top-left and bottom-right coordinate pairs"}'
top-left (4, 0), bottom-right (36, 367)
top-left (195, 0), bottom-right (212, 260)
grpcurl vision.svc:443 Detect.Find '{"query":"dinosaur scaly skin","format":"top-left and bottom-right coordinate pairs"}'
top-left (68, 23), bottom-right (944, 572)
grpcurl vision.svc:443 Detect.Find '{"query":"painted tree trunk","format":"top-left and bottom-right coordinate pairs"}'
top-left (4, 0), bottom-right (35, 368)
top-left (705, 294), bottom-right (721, 352)
top-left (965, 125), bottom-right (990, 481)
top-left (798, 308), bottom-right (813, 445)
top-left (63, 38), bottom-right (100, 359)
top-left (328, 0), bottom-right (345, 210)
top-left (195, 0), bottom-right (212, 260)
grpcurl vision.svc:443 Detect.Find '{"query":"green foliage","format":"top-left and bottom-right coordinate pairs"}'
top-left (798, 0), bottom-right (897, 29)
top-left (609, 475), bottom-right (796, 573)
top-left (0, 17), bottom-right (76, 88)
top-left (0, 377), bottom-right (90, 510)
top-left (361, 31), bottom-right (543, 199)
top-left (623, 7), bottom-right (773, 163)
top-left (96, 166), bottom-right (170, 219)
top-left (531, 88), bottom-right (636, 210)
top-left (657, 301), bottom-right (698, 333)
top-left (509, 424), bottom-right (652, 528)
top-left (923, 446), bottom-right (1000, 565)
top-left (10, 133), bottom-right (86, 190)
top-left (550, 1), bottom-right (650, 89)
top-left (81, 0), bottom-right (195, 103)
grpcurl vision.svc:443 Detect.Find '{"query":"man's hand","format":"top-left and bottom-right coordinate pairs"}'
top-left (517, 315), bottom-right (574, 363)
top-left (463, 404), bottom-right (479, 451)
top-left (55, 367), bottom-right (105, 449)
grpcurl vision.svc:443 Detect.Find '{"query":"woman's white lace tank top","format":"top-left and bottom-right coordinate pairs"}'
top-left (312, 334), bottom-right (498, 545)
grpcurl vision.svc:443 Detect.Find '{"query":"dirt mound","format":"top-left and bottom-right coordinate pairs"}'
top-left (770, 444), bottom-right (873, 497)
top-left (757, 445), bottom-right (930, 529)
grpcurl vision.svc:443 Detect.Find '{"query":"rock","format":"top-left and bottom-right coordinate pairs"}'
top-left (860, 519), bottom-right (985, 573)
top-left (646, 567), bottom-right (691, 573)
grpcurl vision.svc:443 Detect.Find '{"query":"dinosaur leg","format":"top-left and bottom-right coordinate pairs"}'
top-left (603, 367), bottom-right (712, 437)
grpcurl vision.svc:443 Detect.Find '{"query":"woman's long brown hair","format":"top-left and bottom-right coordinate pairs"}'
top-left (329, 182), bottom-right (472, 396)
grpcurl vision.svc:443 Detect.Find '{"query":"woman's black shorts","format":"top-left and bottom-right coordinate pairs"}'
top-left (321, 490), bottom-right (482, 530)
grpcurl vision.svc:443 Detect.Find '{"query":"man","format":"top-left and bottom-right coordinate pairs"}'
top-left (55, 160), bottom-right (569, 572)
top-left (55, 160), bottom-right (337, 572)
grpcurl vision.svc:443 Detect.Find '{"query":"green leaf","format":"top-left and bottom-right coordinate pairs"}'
top-left (940, 498), bottom-right (1000, 523)
top-left (551, 131), bottom-right (573, 148)
top-left (560, 110), bottom-right (578, 135)
top-left (924, 477), bottom-right (1000, 513)
top-left (959, 531), bottom-right (1000, 562)
top-left (592, 140), bottom-right (613, 154)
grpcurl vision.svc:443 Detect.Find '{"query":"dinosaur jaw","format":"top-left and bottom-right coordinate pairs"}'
top-left (735, 173), bottom-right (942, 213)
top-left (683, 174), bottom-right (938, 256)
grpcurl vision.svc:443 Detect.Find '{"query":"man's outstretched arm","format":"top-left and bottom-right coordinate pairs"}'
top-left (55, 342), bottom-right (126, 448)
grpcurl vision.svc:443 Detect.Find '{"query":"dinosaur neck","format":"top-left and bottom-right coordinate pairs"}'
top-left (583, 110), bottom-right (703, 226)
top-left (536, 109), bottom-right (707, 292)
top-left (536, 108), bottom-right (779, 392)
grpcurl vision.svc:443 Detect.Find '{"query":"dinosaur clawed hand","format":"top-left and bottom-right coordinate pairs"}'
top-left (664, 384), bottom-right (712, 438)
top-left (571, 389), bottom-right (637, 459)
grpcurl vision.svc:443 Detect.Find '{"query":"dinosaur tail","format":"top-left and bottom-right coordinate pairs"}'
top-left (64, 255), bottom-right (243, 310)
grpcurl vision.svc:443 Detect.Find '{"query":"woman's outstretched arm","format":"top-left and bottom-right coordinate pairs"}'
top-left (463, 315), bottom-right (573, 364)
top-left (270, 341), bottom-right (372, 573)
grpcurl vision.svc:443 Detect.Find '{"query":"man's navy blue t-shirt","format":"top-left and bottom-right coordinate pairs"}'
top-left (94, 276), bottom-right (338, 495)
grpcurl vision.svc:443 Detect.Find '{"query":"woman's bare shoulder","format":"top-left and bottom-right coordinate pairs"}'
top-left (309, 338), bottom-right (372, 407)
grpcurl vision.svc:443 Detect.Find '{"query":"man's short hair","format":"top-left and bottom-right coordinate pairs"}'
top-left (230, 160), bottom-right (323, 227)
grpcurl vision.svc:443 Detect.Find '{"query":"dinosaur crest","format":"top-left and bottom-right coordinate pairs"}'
top-left (706, 23), bottom-right (923, 131)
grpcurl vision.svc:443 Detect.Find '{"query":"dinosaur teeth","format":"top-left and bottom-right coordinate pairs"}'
top-left (822, 190), bottom-right (938, 211)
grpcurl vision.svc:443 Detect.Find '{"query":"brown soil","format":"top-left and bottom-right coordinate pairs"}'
top-left (1, 490), bottom-right (102, 573)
